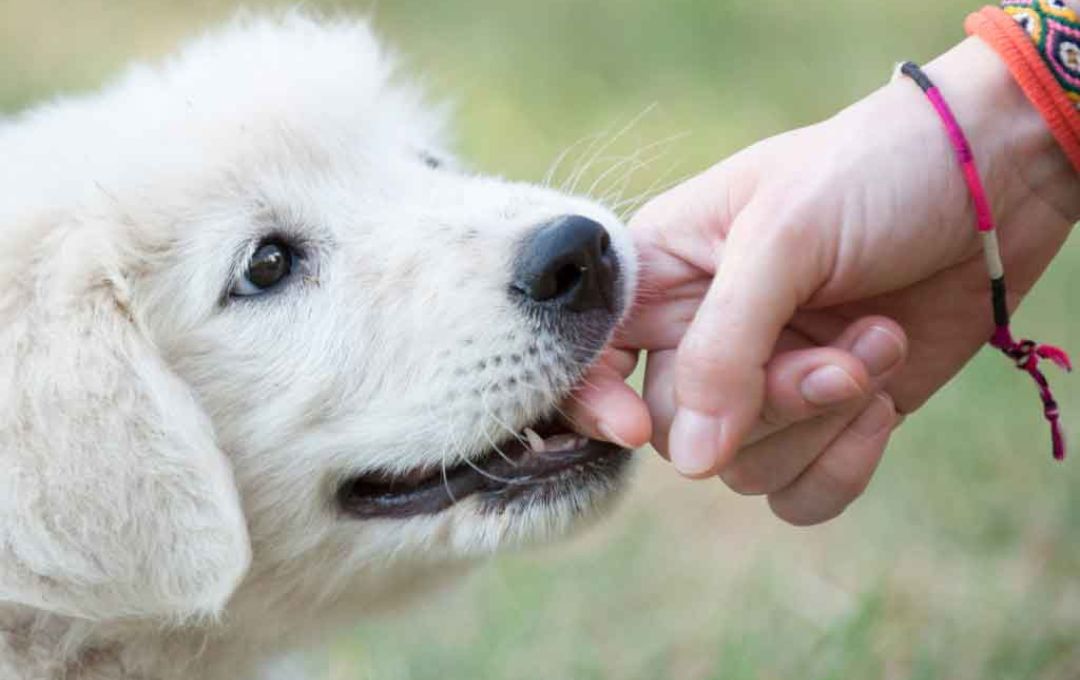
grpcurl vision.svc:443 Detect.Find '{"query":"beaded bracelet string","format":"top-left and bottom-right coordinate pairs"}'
top-left (898, 61), bottom-right (1072, 460)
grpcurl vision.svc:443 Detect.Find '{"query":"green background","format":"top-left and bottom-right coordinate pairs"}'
top-left (4, 2), bottom-right (1078, 678)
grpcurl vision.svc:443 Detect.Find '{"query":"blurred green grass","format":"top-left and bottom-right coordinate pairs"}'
top-left (4, 1), bottom-right (1079, 678)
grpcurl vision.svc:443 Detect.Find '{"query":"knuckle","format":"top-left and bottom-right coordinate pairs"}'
top-left (677, 340), bottom-right (731, 375)
top-left (757, 403), bottom-right (793, 432)
top-left (720, 462), bottom-right (771, 496)
top-left (818, 460), bottom-right (871, 501)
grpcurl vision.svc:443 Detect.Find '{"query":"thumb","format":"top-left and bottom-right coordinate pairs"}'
top-left (668, 218), bottom-right (820, 477)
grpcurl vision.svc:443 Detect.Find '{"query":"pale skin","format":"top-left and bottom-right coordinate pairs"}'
top-left (567, 33), bottom-right (1080, 526)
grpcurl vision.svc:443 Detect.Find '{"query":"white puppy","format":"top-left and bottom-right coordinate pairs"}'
top-left (0, 14), bottom-right (637, 680)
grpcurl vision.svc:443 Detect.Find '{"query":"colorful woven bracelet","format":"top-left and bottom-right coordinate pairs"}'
top-left (898, 61), bottom-right (1072, 461)
top-left (1002, 0), bottom-right (1080, 108)
top-left (966, 5), bottom-right (1080, 173)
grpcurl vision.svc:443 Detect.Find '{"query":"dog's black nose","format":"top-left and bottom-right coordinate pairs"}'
top-left (513, 215), bottom-right (617, 313)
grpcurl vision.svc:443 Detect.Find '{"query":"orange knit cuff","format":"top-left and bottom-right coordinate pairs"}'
top-left (966, 6), bottom-right (1080, 174)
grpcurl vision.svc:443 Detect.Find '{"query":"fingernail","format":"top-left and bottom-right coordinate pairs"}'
top-left (800, 365), bottom-right (863, 406)
top-left (851, 326), bottom-right (905, 378)
top-left (598, 422), bottom-right (634, 450)
top-left (668, 409), bottom-right (723, 476)
top-left (852, 394), bottom-right (896, 437)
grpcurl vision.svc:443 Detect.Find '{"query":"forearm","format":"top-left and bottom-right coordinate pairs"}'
top-left (815, 32), bottom-right (1078, 291)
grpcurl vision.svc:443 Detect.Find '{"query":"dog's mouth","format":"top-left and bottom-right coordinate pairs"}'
top-left (336, 418), bottom-right (631, 520)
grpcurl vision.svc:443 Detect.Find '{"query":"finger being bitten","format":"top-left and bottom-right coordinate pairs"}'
top-left (564, 348), bottom-right (652, 449)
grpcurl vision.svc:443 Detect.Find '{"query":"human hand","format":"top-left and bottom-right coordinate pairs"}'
top-left (570, 37), bottom-right (1080, 524)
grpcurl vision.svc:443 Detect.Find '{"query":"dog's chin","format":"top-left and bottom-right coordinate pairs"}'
top-left (335, 416), bottom-right (633, 532)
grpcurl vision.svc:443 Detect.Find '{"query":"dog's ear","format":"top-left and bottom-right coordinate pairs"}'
top-left (0, 222), bottom-right (251, 621)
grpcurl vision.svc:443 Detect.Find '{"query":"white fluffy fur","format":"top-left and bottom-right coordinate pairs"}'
top-left (0, 12), bottom-right (637, 680)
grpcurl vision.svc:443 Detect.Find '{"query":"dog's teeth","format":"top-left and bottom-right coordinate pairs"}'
top-left (524, 428), bottom-right (546, 453)
top-left (544, 434), bottom-right (585, 452)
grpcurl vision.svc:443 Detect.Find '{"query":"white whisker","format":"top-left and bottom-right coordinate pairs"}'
top-left (561, 104), bottom-right (657, 196)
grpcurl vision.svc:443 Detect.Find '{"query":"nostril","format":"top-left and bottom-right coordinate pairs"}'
top-left (522, 258), bottom-right (586, 302)
top-left (551, 262), bottom-right (586, 300)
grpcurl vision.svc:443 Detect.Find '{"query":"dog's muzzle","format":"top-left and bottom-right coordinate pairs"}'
top-left (336, 213), bottom-right (632, 521)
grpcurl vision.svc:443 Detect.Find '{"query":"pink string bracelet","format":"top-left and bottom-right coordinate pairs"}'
top-left (899, 61), bottom-right (1072, 460)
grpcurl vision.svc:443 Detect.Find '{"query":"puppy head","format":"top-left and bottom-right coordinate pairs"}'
top-left (0, 14), bottom-right (637, 621)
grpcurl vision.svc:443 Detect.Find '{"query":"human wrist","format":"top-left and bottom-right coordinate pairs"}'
top-left (924, 36), bottom-right (1080, 225)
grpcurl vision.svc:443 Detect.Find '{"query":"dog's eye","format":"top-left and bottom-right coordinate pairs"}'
top-left (233, 241), bottom-right (294, 296)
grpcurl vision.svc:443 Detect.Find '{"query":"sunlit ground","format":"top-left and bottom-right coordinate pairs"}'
top-left (4, 1), bottom-right (1079, 678)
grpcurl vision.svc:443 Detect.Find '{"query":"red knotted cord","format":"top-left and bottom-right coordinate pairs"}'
top-left (901, 61), bottom-right (1071, 460)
